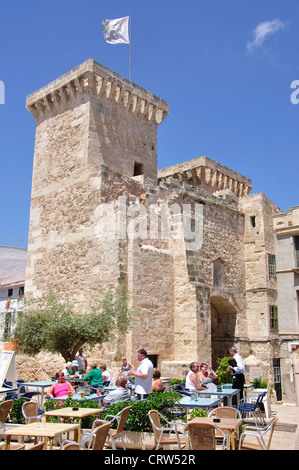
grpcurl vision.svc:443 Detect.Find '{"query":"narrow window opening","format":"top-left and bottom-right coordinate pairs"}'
top-left (133, 162), bottom-right (144, 176)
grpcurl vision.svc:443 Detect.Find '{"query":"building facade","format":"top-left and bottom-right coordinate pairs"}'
top-left (22, 59), bottom-right (297, 402)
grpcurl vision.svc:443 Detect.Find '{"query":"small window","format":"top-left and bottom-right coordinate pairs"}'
top-left (19, 286), bottom-right (24, 297)
top-left (270, 305), bottom-right (278, 331)
top-left (268, 254), bottom-right (276, 277)
top-left (8, 288), bottom-right (13, 298)
top-left (148, 354), bottom-right (158, 368)
top-left (213, 260), bottom-right (224, 288)
top-left (250, 216), bottom-right (256, 228)
top-left (294, 236), bottom-right (299, 268)
top-left (133, 161), bottom-right (144, 176)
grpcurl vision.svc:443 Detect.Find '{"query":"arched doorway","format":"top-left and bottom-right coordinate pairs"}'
top-left (210, 295), bottom-right (237, 368)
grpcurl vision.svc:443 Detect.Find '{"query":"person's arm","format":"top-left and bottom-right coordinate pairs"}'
top-left (208, 366), bottom-right (217, 379)
top-left (83, 370), bottom-right (91, 382)
top-left (47, 384), bottom-right (55, 398)
top-left (66, 381), bottom-right (76, 394)
top-left (190, 372), bottom-right (205, 391)
top-left (130, 369), bottom-right (147, 378)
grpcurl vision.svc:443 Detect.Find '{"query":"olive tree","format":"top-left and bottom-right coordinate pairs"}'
top-left (14, 286), bottom-right (134, 362)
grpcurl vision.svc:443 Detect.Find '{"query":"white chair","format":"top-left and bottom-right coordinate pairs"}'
top-left (148, 410), bottom-right (187, 450)
top-left (238, 417), bottom-right (278, 450)
top-left (62, 422), bottom-right (111, 450)
top-left (91, 406), bottom-right (131, 450)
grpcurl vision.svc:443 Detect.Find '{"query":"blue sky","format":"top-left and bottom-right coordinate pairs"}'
top-left (0, 0), bottom-right (298, 248)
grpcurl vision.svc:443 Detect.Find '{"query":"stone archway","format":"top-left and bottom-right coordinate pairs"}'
top-left (210, 295), bottom-right (237, 368)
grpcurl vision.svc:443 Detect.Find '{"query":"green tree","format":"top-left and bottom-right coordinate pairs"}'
top-left (14, 286), bottom-right (134, 362)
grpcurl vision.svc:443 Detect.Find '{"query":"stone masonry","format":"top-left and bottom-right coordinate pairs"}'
top-left (24, 59), bottom-right (297, 401)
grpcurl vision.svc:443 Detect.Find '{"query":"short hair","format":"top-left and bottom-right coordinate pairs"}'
top-left (138, 348), bottom-right (147, 357)
top-left (116, 374), bottom-right (128, 386)
top-left (229, 347), bottom-right (237, 353)
top-left (153, 369), bottom-right (161, 379)
top-left (200, 362), bottom-right (207, 369)
top-left (190, 362), bottom-right (198, 371)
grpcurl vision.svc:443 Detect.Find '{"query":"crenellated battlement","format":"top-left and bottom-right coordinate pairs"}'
top-left (26, 59), bottom-right (169, 124)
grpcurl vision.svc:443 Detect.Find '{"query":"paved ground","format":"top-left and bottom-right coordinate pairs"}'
top-left (268, 403), bottom-right (299, 450)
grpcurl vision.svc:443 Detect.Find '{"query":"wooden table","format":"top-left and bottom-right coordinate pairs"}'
top-left (188, 417), bottom-right (243, 450)
top-left (4, 422), bottom-right (80, 450)
top-left (44, 407), bottom-right (103, 440)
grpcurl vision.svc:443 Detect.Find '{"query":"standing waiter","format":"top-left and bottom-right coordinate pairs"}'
top-left (227, 347), bottom-right (245, 405)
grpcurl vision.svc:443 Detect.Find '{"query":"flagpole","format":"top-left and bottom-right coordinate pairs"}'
top-left (129, 12), bottom-right (132, 82)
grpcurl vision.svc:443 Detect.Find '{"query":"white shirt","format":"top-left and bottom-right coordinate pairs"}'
top-left (102, 370), bottom-right (112, 383)
top-left (135, 357), bottom-right (153, 395)
top-left (232, 353), bottom-right (245, 375)
top-left (185, 370), bottom-right (202, 391)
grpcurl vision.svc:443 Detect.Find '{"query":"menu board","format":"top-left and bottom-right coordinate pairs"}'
top-left (0, 351), bottom-right (17, 387)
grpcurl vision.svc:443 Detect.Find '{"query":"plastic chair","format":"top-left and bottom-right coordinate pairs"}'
top-left (238, 417), bottom-right (278, 450)
top-left (27, 442), bottom-right (45, 450)
top-left (92, 406), bottom-right (131, 450)
top-left (148, 410), bottom-right (187, 450)
top-left (186, 422), bottom-right (230, 450)
top-left (62, 422), bottom-right (111, 450)
top-left (238, 392), bottom-right (266, 426)
top-left (22, 401), bottom-right (43, 424)
top-left (208, 406), bottom-right (241, 419)
top-left (61, 442), bottom-right (81, 450)
top-left (208, 406), bottom-right (242, 447)
top-left (0, 400), bottom-right (26, 450)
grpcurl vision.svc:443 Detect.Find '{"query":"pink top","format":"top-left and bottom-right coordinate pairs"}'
top-left (53, 382), bottom-right (71, 397)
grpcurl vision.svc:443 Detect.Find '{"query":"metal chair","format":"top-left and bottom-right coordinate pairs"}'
top-left (62, 422), bottom-right (111, 450)
top-left (238, 417), bottom-right (278, 450)
top-left (148, 410), bottom-right (187, 450)
top-left (186, 422), bottom-right (230, 450)
top-left (238, 392), bottom-right (266, 426)
top-left (92, 406), bottom-right (131, 450)
top-left (0, 400), bottom-right (26, 450)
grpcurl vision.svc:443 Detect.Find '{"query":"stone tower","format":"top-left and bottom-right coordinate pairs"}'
top-left (25, 59), bottom-right (168, 301)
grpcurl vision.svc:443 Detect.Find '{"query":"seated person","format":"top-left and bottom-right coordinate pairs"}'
top-left (103, 374), bottom-right (131, 406)
top-left (62, 361), bottom-right (73, 378)
top-left (152, 369), bottom-right (164, 392)
top-left (83, 363), bottom-right (103, 387)
top-left (47, 372), bottom-right (76, 398)
top-left (100, 364), bottom-right (112, 384)
top-left (197, 363), bottom-right (218, 389)
top-left (185, 362), bottom-right (206, 391)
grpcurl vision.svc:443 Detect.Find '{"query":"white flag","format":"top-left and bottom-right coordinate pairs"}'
top-left (102, 16), bottom-right (130, 44)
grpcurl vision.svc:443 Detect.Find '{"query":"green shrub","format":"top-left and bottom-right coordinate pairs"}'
top-left (215, 357), bottom-right (233, 385)
top-left (252, 377), bottom-right (268, 389)
top-left (102, 391), bottom-right (182, 433)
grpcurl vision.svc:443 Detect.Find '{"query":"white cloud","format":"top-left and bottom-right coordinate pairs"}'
top-left (246, 19), bottom-right (287, 53)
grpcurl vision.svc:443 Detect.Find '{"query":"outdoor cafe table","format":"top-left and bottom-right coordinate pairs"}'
top-left (197, 387), bottom-right (240, 406)
top-left (178, 396), bottom-right (223, 418)
top-left (4, 421), bottom-right (80, 450)
top-left (44, 406), bottom-right (104, 440)
top-left (188, 416), bottom-right (243, 450)
top-left (17, 381), bottom-right (53, 408)
top-left (222, 383), bottom-right (254, 397)
top-left (47, 392), bottom-right (103, 404)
